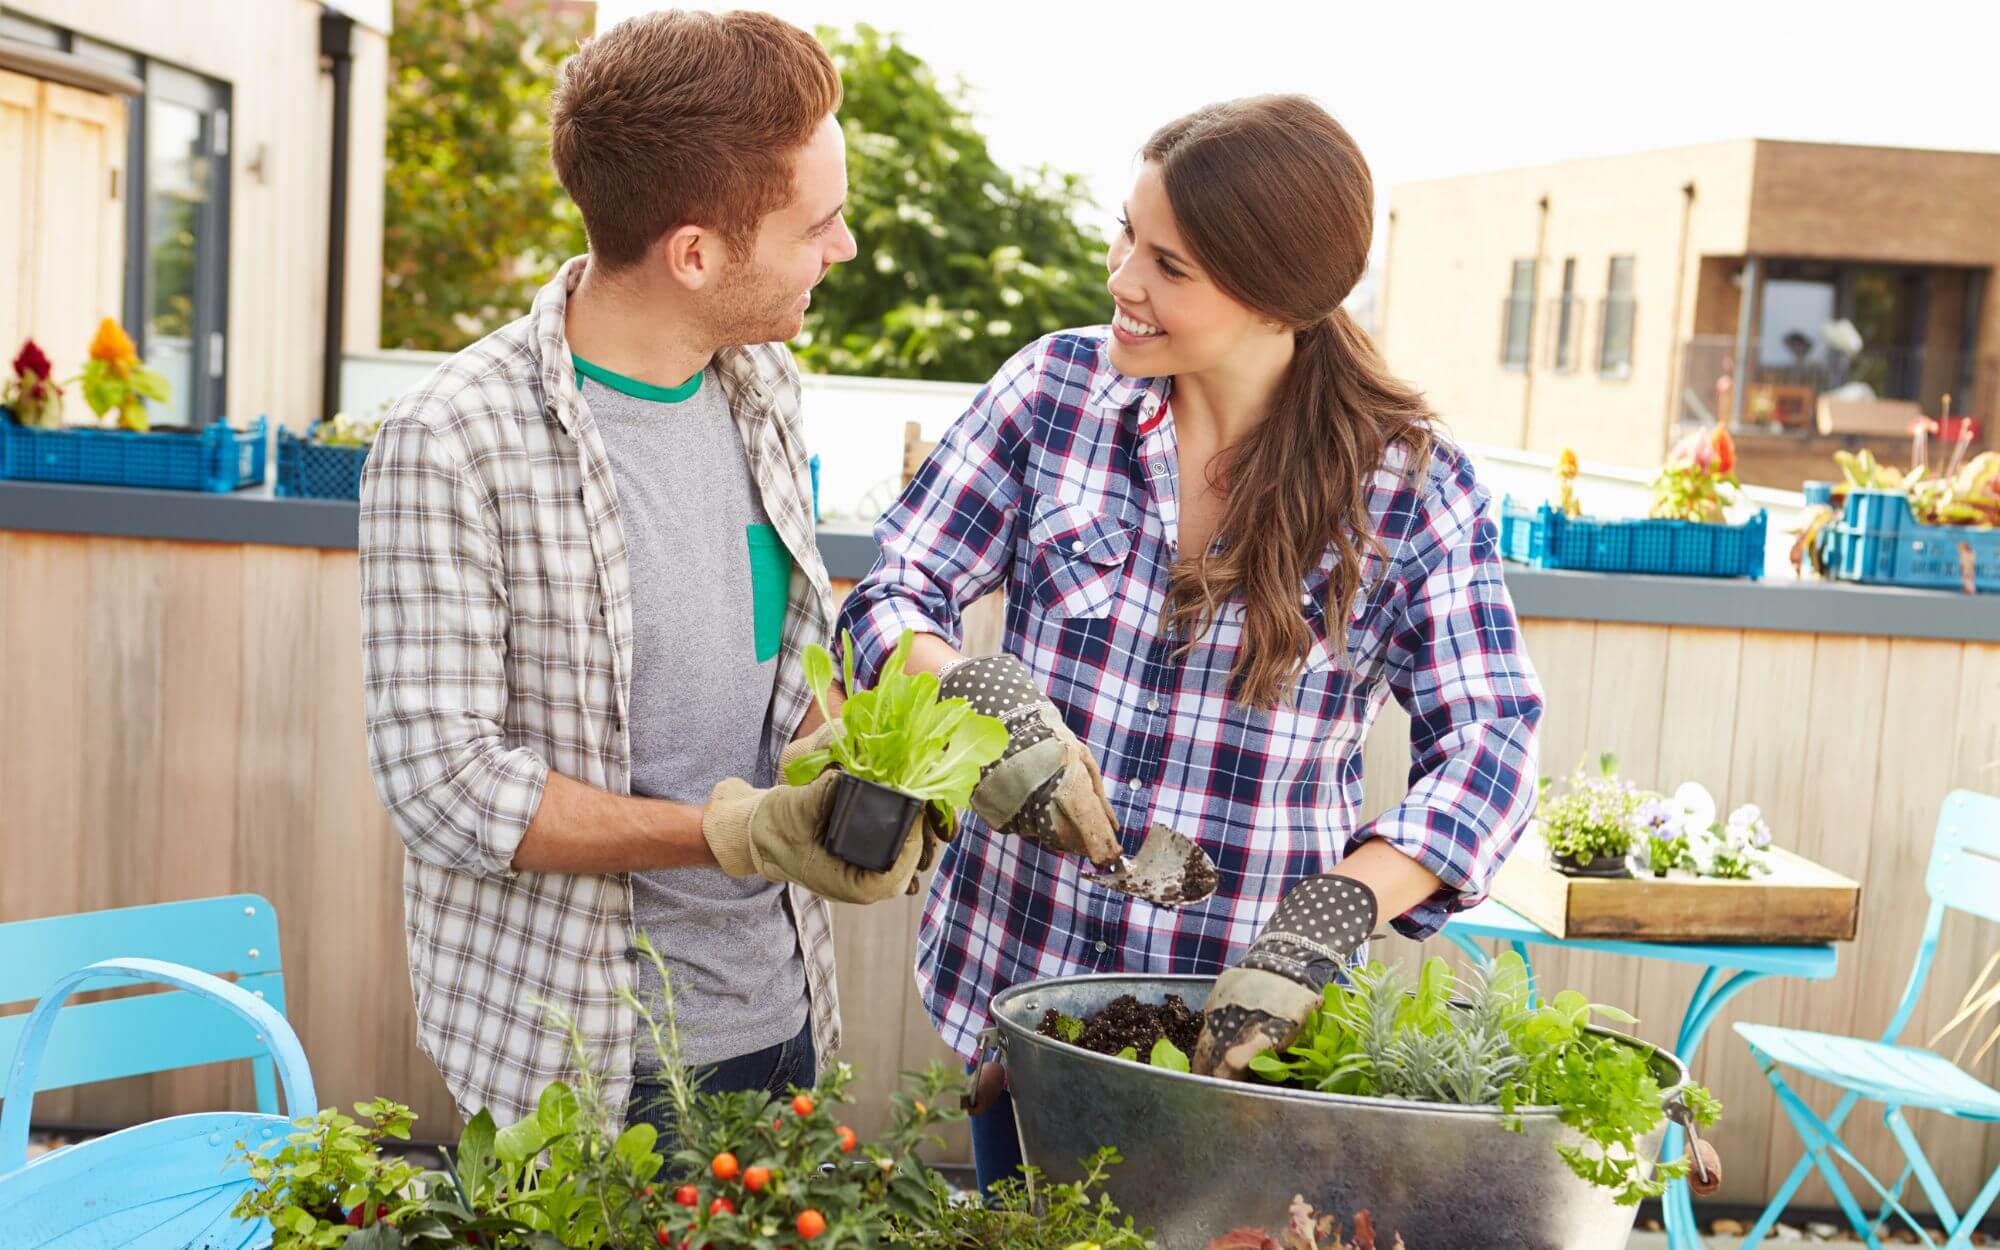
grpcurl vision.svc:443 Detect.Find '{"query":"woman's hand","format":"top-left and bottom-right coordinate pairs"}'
top-left (1192, 875), bottom-right (1378, 1080)
top-left (937, 654), bottom-right (1122, 866)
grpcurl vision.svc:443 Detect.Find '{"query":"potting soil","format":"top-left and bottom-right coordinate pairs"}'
top-left (1037, 993), bottom-right (1203, 1058)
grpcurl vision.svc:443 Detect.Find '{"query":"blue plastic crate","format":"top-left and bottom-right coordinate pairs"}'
top-left (275, 424), bottom-right (371, 500)
top-left (1823, 488), bottom-right (2000, 592)
top-left (1499, 496), bottom-right (1767, 579)
top-left (0, 415), bottom-right (266, 493)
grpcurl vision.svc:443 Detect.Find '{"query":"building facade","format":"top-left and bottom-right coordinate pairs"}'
top-left (1, 0), bottom-right (388, 430)
top-left (1379, 140), bottom-right (2000, 488)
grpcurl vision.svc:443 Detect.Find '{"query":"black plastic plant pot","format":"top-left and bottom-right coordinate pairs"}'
top-left (1553, 850), bottom-right (1632, 878)
top-left (819, 772), bottom-right (922, 872)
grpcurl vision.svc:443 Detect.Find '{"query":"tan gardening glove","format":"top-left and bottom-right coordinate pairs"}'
top-left (779, 720), bottom-right (933, 894)
top-left (1193, 875), bottom-right (1378, 1081)
top-left (936, 654), bottom-right (1121, 867)
top-left (701, 767), bottom-right (923, 905)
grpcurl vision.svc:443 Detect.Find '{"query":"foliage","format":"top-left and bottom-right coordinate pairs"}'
top-left (3, 339), bottom-right (64, 427)
top-left (1247, 954), bottom-right (1721, 1205)
top-left (1536, 753), bottom-right (1645, 866)
top-left (1834, 446), bottom-right (2000, 529)
top-left (231, 1098), bottom-right (427, 1248)
top-left (314, 409), bottom-right (389, 448)
top-left (795, 25), bottom-right (1110, 382)
top-left (381, 16), bottom-right (1109, 380)
top-left (381, 0), bottom-right (587, 350)
top-left (785, 630), bottom-right (1008, 834)
top-left (72, 318), bottom-right (169, 431)
top-left (1649, 425), bottom-right (1739, 524)
top-left (235, 936), bottom-right (1150, 1247)
top-left (891, 1148), bottom-right (1152, 1250)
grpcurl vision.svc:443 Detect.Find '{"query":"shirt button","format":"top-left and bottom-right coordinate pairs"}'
top-left (1301, 592), bottom-right (1313, 606)
top-left (1151, 460), bottom-right (1166, 477)
top-left (1094, 940), bottom-right (1110, 953)
top-left (1128, 778), bottom-right (1142, 792)
top-left (1070, 540), bottom-right (1085, 554)
top-left (1146, 697), bottom-right (1160, 712)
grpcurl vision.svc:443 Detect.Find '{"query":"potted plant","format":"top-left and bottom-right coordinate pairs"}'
top-left (1649, 424), bottom-right (1738, 524)
top-left (784, 630), bottom-right (1007, 872)
top-left (1537, 754), bottom-right (1643, 877)
top-left (276, 406), bottom-right (389, 500)
top-left (2, 340), bottom-right (65, 427)
top-left (72, 318), bottom-right (169, 431)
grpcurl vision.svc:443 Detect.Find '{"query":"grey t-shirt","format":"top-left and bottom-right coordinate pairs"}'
top-left (577, 357), bottom-right (809, 1069)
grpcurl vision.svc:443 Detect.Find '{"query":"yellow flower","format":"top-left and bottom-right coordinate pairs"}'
top-left (87, 318), bottom-right (138, 375)
top-left (1557, 448), bottom-right (1579, 478)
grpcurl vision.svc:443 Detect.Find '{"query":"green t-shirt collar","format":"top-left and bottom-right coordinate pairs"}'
top-left (572, 352), bottom-right (704, 403)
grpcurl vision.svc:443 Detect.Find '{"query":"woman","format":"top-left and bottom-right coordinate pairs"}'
top-left (835, 95), bottom-right (1545, 1187)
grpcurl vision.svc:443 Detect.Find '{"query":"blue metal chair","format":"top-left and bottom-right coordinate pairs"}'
top-left (1735, 790), bottom-right (2000, 1249)
top-left (0, 895), bottom-right (317, 1247)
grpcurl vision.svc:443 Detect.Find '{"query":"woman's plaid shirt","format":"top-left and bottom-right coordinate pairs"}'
top-left (839, 330), bottom-right (1545, 1060)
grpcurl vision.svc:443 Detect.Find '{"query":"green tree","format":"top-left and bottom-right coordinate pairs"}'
top-left (381, 0), bottom-right (586, 350)
top-left (802, 25), bottom-right (1111, 382)
top-left (381, 15), bottom-right (1109, 377)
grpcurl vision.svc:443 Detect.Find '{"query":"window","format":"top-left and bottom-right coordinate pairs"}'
top-left (1552, 258), bottom-right (1579, 372)
top-left (1598, 256), bottom-right (1636, 377)
top-left (1501, 259), bottom-right (1535, 369)
top-left (135, 65), bottom-right (230, 428)
top-left (0, 10), bottom-right (230, 427)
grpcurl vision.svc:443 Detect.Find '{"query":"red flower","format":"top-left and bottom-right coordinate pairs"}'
top-left (1709, 424), bottom-right (1736, 476)
top-left (12, 339), bottom-right (51, 384)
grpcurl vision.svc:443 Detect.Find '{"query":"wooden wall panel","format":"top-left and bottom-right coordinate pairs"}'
top-left (4, 530), bottom-right (1998, 1198)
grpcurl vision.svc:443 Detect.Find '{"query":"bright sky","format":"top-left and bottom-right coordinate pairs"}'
top-left (593, 0), bottom-right (2000, 235)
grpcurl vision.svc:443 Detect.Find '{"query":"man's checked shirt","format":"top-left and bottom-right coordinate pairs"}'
top-left (359, 258), bottom-right (841, 1126)
top-left (839, 328), bottom-right (1545, 1060)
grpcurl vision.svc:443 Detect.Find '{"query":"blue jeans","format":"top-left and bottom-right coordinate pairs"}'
top-left (969, 1071), bottom-right (1024, 1195)
top-left (625, 1019), bottom-right (816, 1147)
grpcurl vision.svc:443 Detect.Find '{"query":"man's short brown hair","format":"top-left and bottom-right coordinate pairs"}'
top-left (550, 10), bottom-right (842, 268)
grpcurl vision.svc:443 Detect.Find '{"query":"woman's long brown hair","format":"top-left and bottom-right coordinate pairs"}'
top-left (1145, 96), bottom-right (1436, 708)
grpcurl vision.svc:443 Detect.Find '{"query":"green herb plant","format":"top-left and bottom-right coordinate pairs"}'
top-left (784, 629), bottom-right (1008, 834)
top-left (1248, 953), bottom-right (1721, 1205)
top-left (1537, 753), bottom-right (1646, 868)
top-left (892, 1148), bottom-right (1153, 1250)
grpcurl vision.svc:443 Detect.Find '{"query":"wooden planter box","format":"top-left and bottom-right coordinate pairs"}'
top-left (1491, 830), bottom-right (1860, 944)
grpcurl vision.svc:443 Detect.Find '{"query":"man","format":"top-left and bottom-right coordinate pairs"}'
top-left (359, 10), bottom-right (913, 1134)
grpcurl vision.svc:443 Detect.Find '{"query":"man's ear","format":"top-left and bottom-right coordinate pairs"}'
top-left (657, 223), bottom-right (719, 292)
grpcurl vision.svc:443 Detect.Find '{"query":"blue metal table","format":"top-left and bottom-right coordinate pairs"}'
top-left (1442, 899), bottom-right (1840, 1249)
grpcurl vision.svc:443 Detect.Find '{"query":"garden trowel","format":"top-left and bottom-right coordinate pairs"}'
top-left (1087, 823), bottom-right (1218, 908)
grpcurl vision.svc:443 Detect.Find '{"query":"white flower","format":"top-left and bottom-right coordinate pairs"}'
top-left (1726, 803), bottom-right (1773, 849)
top-left (1673, 782), bottom-right (1717, 835)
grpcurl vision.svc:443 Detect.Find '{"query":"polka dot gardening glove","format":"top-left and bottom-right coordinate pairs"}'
top-left (937, 654), bottom-right (1122, 867)
top-left (1192, 875), bottom-right (1379, 1081)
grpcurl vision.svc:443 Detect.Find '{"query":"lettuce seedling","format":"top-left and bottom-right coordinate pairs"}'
top-left (784, 630), bottom-right (1008, 835)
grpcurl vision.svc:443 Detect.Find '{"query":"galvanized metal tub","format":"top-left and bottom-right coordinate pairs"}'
top-left (993, 974), bottom-right (1686, 1250)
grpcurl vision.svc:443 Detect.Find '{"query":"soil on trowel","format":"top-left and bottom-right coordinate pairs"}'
top-left (1138, 842), bottom-right (1220, 907)
top-left (1037, 993), bottom-right (1203, 1058)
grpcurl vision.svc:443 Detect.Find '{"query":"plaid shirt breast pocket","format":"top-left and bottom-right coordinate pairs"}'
top-left (1025, 498), bottom-right (1134, 620)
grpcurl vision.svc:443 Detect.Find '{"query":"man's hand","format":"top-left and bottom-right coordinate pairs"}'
top-left (702, 771), bottom-right (922, 904)
top-left (1192, 875), bottom-right (1378, 1080)
top-left (937, 654), bottom-right (1121, 866)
